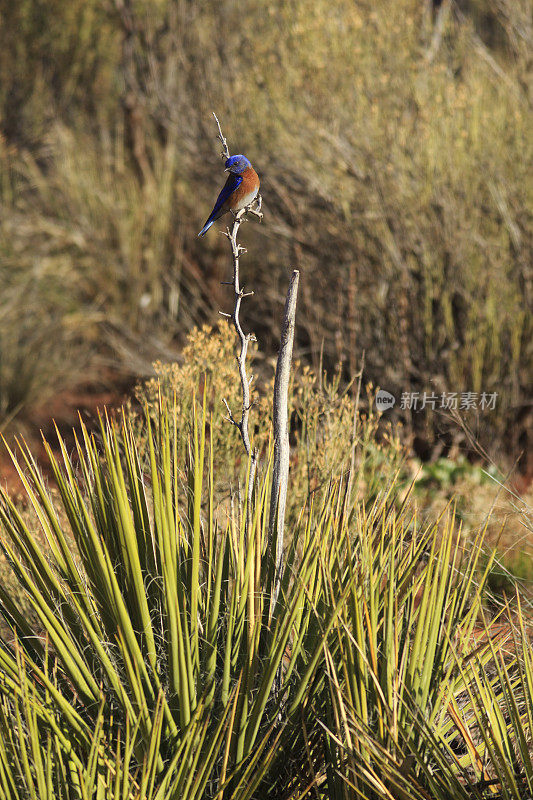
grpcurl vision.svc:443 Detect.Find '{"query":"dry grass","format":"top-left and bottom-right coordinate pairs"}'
top-left (0, 0), bottom-right (531, 459)
top-left (133, 321), bottom-right (404, 521)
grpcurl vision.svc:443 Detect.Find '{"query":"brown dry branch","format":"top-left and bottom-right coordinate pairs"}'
top-left (269, 270), bottom-right (300, 612)
top-left (213, 114), bottom-right (263, 532)
top-left (212, 112), bottom-right (230, 161)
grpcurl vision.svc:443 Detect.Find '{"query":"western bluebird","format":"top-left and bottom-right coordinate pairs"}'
top-left (198, 155), bottom-right (260, 237)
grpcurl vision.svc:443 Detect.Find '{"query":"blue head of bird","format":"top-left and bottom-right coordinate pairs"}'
top-left (224, 155), bottom-right (251, 174)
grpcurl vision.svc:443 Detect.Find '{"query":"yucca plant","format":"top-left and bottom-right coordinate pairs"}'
top-left (338, 602), bottom-right (533, 800)
top-left (0, 395), bottom-right (340, 798)
top-left (1, 390), bottom-right (531, 798)
top-left (316, 490), bottom-right (533, 799)
top-left (448, 598), bottom-right (533, 800)
top-left (0, 656), bottom-right (223, 800)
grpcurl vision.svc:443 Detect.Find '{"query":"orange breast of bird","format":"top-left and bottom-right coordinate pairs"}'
top-left (231, 166), bottom-right (260, 212)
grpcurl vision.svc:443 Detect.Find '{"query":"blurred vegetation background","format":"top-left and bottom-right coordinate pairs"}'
top-left (0, 0), bottom-right (531, 465)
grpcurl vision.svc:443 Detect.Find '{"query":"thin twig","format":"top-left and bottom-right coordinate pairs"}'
top-left (212, 114), bottom-right (262, 532)
top-left (425, 0), bottom-right (452, 63)
top-left (223, 213), bottom-right (255, 453)
top-left (347, 351), bottom-right (366, 504)
top-left (223, 210), bottom-right (259, 530)
top-left (212, 112), bottom-right (230, 160)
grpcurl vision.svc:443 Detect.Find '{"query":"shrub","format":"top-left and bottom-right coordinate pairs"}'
top-left (133, 321), bottom-right (405, 524)
top-left (0, 385), bottom-right (531, 797)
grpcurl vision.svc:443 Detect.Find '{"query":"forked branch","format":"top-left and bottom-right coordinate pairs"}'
top-left (213, 115), bottom-right (263, 519)
top-left (220, 211), bottom-right (257, 473)
top-left (212, 112), bottom-right (230, 161)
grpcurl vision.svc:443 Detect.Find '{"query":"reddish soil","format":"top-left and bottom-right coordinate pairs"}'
top-left (0, 372), bottom-right (135, 500)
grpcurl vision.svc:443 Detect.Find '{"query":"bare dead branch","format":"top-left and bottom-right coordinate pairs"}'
top-left (212, 112), bottom-right (230, 160)
top-left (346, 351), bottom-right (366, 506)
top-left (425, 0), bottom-right (452, 63)
top-left (269, 270), bottom-right (300, 612)
top-left (211, 114), bottom-right (262, 532)
top-left (222, 213), bottom-right (256, 444)
top-left (221, 208), bottom-right (259, 529)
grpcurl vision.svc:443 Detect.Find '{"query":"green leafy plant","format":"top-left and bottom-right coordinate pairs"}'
top-left (0, 396), bottom-right (342, 798)
top-left (314, 497), bottom-right (533, 799)
top-left (0, 390), bottom-right (531, 797)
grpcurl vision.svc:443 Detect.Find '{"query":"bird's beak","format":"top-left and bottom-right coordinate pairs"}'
top-left (224, 167), bottom-right (230, 172)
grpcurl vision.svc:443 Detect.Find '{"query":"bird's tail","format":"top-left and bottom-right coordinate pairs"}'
top-left (197, 219), bottom-right (215, 237)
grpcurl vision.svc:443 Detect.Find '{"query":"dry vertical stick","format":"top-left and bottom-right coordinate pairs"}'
top-left (212, 113), bottom-right (263, 536)
top-left (269, 270), bottom-right (300, 612)
top-left (220, 209), bottom-right (259, 526)
top-left (346, 351), bottom-right (365, 511)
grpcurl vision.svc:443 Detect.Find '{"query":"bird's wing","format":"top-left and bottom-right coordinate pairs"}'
top-left (207, 173), bottom-right (243, 221)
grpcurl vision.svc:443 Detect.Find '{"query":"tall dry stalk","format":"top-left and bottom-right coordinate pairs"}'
top-left (212, 113), bottom-right (262, 531)
top-left (269, 269), bottom-right (299, 611)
